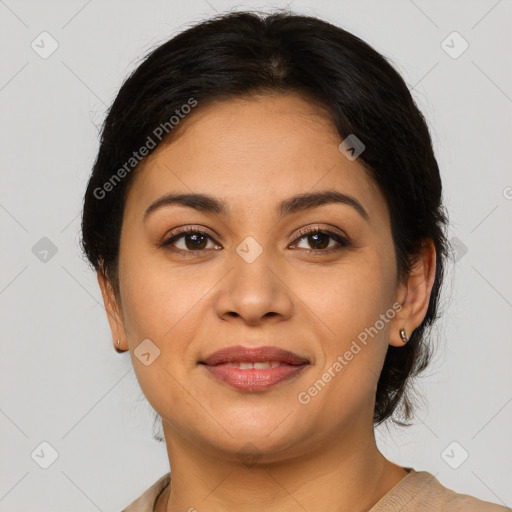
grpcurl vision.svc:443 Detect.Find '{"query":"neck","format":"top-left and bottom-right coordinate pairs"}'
top-left (155, 420), bottom-right (408, 512)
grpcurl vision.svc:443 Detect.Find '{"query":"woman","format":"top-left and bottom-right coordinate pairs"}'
top-left (80, 10), bottom-right (509, 512)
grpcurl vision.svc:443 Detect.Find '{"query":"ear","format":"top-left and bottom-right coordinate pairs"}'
top-left (97, 264), bottom-right (127, 351)
top-left (389, 239), bottom-right (437, 347)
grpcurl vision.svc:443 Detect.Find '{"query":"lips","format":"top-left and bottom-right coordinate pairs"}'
top-left (199, 345), bottom-right (310, 392)
top-left (200, 345), bottom-right (309, 366)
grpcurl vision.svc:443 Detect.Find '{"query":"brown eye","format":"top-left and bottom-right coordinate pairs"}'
top-left (291, 228), bottom-right (348, 254)
top-left (161, 228), bottom-right (221, 253)
top-left (181, 232), bottom-right (209, 250)
top-left (303, 232), bottom-right (331, 250)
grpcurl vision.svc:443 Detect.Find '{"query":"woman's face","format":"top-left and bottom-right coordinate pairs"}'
top-left (104, 93), bottom-right (410, 461)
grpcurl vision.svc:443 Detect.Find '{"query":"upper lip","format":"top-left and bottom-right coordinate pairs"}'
top-left (200, 345), bottom-right (310, 366)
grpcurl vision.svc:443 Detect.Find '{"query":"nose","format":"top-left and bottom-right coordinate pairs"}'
top-left (214, 248), bottom-right (294, 326)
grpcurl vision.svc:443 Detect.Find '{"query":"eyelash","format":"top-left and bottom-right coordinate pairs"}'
top-left (159, 226), bottom-right (349, 256)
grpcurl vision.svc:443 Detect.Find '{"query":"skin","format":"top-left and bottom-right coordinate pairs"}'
top-left (98, 92), bottom-right (436, 512)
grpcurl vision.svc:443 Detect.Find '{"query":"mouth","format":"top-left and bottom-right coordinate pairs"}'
top-left (198, 345), bottom-right (310, 392)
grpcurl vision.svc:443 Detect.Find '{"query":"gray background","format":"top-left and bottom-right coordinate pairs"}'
top-left (1, 0), bottom-right (511, 510)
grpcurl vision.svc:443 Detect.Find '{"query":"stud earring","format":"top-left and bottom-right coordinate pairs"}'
top-left (114, 338), bottom-right (123, 353)
top-left (399, 329), bottom-right (408, 344)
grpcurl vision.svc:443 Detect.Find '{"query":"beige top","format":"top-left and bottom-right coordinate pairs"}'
top-left (121, 468), bottom-right (511, 511)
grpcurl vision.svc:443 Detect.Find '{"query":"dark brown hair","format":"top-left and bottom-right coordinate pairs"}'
top-left (81, 10), bottom-right (448, 426)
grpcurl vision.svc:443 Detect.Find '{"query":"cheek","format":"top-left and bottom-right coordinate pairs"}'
top-left (319, 251), bottom-right (396, 336)
top-left (117, 241), bottom-right (209, 342)
top-left (117, 253), bottom-right (210, 415)
top-left (308, 247), bottom-right (397, 394)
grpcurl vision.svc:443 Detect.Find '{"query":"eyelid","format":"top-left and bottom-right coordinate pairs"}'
top-left (292, 224), bottom-right (348, 242)
top-left (159, 223), bottom-right (350, 253)
top-left (162, 225), bottom-right (346, 243)
top-left (162, 224), bottom-right (219, 242)
top-left (290, 225), bottom-right (350, 253)
top-left (158, 225), bottom-right (221, 254)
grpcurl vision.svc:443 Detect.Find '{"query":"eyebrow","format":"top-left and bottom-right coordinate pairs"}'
top-left (143, 189), bottom-right (369, 222)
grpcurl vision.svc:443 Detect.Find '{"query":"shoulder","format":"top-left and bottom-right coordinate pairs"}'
top-left (121, 472), bottom-right (171, 512)
top-left (441, 483), bottom-right (511, 512)
top-left (371, 469), bottom-right (510, 512)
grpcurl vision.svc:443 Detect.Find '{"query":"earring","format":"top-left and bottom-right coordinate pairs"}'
top-left (399, 329), bottom-right (408, 344)
top-left (114, 338), bottom-right (122, 353)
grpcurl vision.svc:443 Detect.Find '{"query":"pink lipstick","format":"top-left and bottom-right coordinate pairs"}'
top-left (199, 345), bottom-right (310, 392)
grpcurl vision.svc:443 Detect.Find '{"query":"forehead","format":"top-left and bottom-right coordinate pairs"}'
top-left (124, 93), bottom-right (387, 224)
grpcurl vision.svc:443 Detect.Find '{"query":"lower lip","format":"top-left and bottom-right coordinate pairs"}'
top-left (201, 363), bottom-right (309, 391)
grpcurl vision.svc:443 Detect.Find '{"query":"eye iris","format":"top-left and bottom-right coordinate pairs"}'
top-left (185, 233), bottom-right (207, 250)
top-left (309, 232), bottom-right (329, 250)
